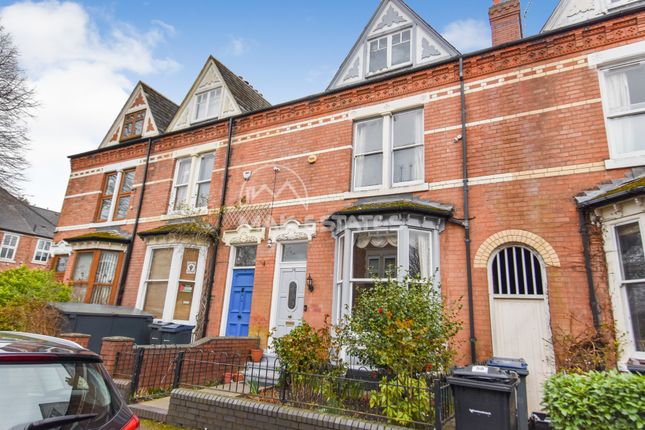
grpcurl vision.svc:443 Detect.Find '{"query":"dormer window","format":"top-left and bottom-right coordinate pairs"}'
top-left (368, 29), bottom-right (412, 75)
top-left (121, 110), bottom-right (146, 141)
top-left (193, 88), bottom-right (222, 122)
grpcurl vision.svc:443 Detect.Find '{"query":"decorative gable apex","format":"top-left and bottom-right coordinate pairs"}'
top-left (542, 0), bottom-right (645, 32)
top-left (328, 0), bottom-right (459, 91)
top-left (167, 57), bottom-right (271, 132)
top-left (99, 82), bottom-right (178, 148)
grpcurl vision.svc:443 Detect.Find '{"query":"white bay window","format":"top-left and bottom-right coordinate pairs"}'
top-left (615, 220), bottom-right (645, 357)
top-left (137, 244), bottom-right (206, 324)
top-left (353, 108), bottom-right (424, 191)
top-left (331, 207), bottom-right (444, 323)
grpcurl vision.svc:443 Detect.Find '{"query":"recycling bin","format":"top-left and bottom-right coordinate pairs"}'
top-left (487, 357), bottom-right (529, 430)
top-left (159, 323), bottom-right (194, 344)
top-left (149, 322), bottom-right (165, 345)
top-left (53, 302), bottom-right (154, 352)
top-left (447, 365), bottom-right (520, 430)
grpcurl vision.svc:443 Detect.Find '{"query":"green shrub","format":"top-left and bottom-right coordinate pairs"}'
top-left (271, 320), bottom-right (342, 374)
top-left (369, 374), bottom-right (431, 426)
top-left (0, 265), bottom-right (71, 333)
top-left (341, 276), bottom-right (461, 376)
top-left (543, 371), bottom-right (645, 430)
top-left (0, 265), bottom-right (71, 305)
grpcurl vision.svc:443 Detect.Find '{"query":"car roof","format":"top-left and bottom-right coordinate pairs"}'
top-left (0, 331), bottom-right (100, 360)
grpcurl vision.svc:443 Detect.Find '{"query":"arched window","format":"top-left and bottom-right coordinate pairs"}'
top-left (490, 246), bottom-right (544, 296)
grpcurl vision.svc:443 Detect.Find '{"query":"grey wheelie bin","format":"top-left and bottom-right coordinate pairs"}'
top-left (487, 357), bottom-right (529, 430)
top-left (447, 365), bottom-right (520, 430)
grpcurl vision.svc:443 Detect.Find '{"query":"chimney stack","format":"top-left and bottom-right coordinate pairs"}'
top-left (489, 0), bottom-right (523, 46)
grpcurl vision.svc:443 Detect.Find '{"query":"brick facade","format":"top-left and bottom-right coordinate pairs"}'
top-left (54, 3), bottom-right (645, 371)
top-left (0, 233), bottom-right (51, 270)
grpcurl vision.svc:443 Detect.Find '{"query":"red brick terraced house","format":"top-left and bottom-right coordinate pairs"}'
top-left (53, 0), bottom-right (645, 411)
top-left (0, 187), bottom-right (59, 273)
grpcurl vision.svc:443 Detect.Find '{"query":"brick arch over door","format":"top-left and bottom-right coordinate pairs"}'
top-left (474, 230), bottom-right (560, 268)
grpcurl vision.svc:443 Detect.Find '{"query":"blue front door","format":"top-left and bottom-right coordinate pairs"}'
top-left (226, 269), bottom-right (255, 336)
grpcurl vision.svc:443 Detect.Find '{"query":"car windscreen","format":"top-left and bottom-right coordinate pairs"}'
top-left (0, 360), bottom-right (120, 430)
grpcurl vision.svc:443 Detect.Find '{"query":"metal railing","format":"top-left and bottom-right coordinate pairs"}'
top-left (114, 347), bottom-right (454, 428)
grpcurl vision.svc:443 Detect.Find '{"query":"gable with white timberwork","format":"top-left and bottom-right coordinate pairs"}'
top-left (168, 58), bottom-right (254, 132)
top-left (100, 83), bottom-right (175, 148)
top-left (542, 0), bottom-right (645, 32)
top-left (328, 0), bottom-right (459, 91)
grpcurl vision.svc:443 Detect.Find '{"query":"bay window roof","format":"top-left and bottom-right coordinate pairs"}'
top-left (331, 198), bottom-right (454, 219)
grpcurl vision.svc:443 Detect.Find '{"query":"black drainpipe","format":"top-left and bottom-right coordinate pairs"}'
top-left (116, 138), bottom-right (154, 305)
top-left (577, 207), bottom-right (602, 332)
top-left (200, 117), bottom-right (235, 338)
top-left (459, 56), bottom-right (477, 363)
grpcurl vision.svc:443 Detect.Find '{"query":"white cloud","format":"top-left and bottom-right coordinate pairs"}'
top-left (441, 19), bottom-right (491, 53)
top-left (0, 1), bottom-right (180, 210)
top-left (225, 35), bottom-right (249, 57)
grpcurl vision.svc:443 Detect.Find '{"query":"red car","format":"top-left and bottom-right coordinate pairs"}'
top-left (0, 331), bottom-right (139, 430)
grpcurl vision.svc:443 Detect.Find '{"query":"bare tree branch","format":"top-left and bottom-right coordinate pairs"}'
top-left (0, 23), bottom-right (36, 194)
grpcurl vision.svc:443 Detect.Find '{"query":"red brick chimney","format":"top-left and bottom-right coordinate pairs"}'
top-left (489, 0), bottom-right (523, 46)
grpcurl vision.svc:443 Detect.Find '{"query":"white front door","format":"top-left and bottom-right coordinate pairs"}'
top-left (489, 246), bottom-right (555, 413)
top-left (492, 298), bottom-right (555, 413)
top-left (275, 266), bottom-right (306, 339)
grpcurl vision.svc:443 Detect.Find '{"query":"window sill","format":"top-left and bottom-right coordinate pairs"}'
top-left (365, 62), bottom-right (412, 79)
top-left (31, 260), bottom-right (48, 266)
top-left (344, 183), bottom-right (428, 200)
top-left (163, 207), bottom-right (210, 220)
top-left (0, 258), bottom-right (16, 263)
top-left (605, 156), bottom-right (645, 170)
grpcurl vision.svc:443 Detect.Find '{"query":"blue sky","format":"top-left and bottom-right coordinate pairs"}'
top-left (80, 0), bottom-right (561, 104)
top-left (0, 0), bottom-right (560, 210)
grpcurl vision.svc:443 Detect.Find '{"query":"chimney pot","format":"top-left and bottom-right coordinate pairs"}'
top-left (489, 0), bottom-right (523, 46)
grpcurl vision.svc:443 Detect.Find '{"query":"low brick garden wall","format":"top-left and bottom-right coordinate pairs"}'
top-left (167, 388), bottom-right (407, 430)
top-left (98, 335), bottom-right (260, 399)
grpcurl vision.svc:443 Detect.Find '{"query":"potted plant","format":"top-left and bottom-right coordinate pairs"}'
top-left (250, 348), bottom-right (263, 363)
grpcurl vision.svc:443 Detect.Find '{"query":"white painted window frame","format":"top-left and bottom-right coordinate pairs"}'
top-left (135, 243), bottom-right (207, 325)
top-left (0, 232), bottom-right (20, 262)
top-left (610, 214), bottom-right (645, 360)
top-left (352, 107), bottom-right (424, 192)
top-left (219, 244), bottom-right (258, 336)
top-left (589, 40), bottom-right (645, 169)
top-left (32, 239), bottom-right (52, 265)
top-left (598, 60), bottom-right (645, 161)
top-left (333, 225), bottom-right (438, 323)
top-left (605, 0), bottom-right (638, 11)
top-left (168, 152), bottom-right (215, 214)
top-left (366, 27), bottom-right (413, 77)
top-left (192, 87), bottom-right (222, 123)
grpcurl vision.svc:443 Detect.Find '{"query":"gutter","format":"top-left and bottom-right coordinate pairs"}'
top-left (116, 138), bottom-right (154, 306)
top-left (459, 57), bottom-right (477, 364)
top-left (200, 117), bottom-right (235, 338)
top-left (576, 207), bottom-right (602, 332)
